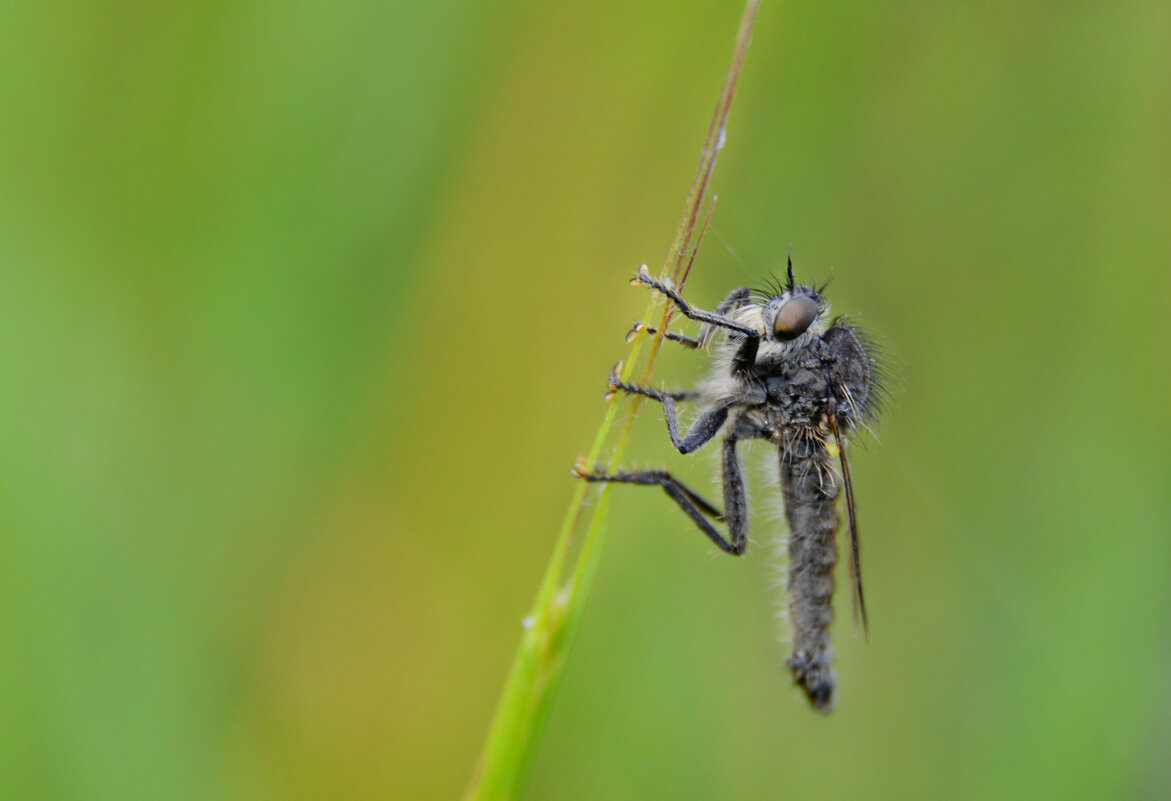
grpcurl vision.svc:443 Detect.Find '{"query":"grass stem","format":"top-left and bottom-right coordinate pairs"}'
top-left (462, 3), bottom-right (760, 797)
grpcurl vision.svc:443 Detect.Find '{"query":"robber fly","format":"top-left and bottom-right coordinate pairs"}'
top-left (574, 254), bottom-right (888, 712)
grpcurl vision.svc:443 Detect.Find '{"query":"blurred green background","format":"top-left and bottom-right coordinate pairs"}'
top-left (2, 1), bottom-right (1170, 799)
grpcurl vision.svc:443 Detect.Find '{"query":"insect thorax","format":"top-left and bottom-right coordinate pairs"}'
top-left (718, 315), bottom-right (872, 441)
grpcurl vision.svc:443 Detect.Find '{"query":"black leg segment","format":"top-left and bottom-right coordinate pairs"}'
top-left (576, 466), bottom-right (747, 555)
top-left (606, 371), bottom-right (733, 454)
top-left (720, 433), bottom-right (750, 554)
top-left (628, 323), bottom-right (702, 349)
top-left (627, 286), bottom-right (754, 351)
top-left (632, 266), bottom-right (759, 339)
top-left (697, 286), bottom-right (754, 348)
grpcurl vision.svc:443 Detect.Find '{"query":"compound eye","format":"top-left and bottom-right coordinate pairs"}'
top-left (773, 296), bottom-right (819, 340)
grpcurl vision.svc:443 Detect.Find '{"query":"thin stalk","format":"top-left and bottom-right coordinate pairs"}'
top-left (463, 3), bottom-right (761, 798)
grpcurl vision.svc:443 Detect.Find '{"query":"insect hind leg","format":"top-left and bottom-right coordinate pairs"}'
top-left (573, 465), bottom-right (746, 555)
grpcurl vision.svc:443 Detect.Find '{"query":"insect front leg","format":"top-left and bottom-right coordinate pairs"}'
top-left (699, 286), bottom-right (753, 348)
top-left (625, 286), bottom-right (754, 350)
top-left (631, 266), bottom-right (759, 338)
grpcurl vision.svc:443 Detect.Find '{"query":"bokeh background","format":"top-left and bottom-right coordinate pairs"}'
top-left (3, 1), bottom-right (1170, 799)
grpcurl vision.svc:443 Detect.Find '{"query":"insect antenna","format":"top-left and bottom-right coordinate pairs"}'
top-left (752, 272), bottom-right (785, 302)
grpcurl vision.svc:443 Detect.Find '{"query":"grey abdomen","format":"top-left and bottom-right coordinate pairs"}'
top-left (780, 437), bottom-right (840, 712)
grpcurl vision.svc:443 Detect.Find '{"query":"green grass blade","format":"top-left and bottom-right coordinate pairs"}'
top-left (462, 3), bottom-right (761, 798)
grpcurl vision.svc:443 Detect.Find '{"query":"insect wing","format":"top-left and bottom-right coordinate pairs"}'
top-left (830, 414), bottom-right (867, 637)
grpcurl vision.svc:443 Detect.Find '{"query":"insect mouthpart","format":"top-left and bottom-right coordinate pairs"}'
top-left (772, 295), bottom-right (819, 340)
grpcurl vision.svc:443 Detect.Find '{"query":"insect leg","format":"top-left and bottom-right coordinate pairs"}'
top-left (720, 431), bottom-right (750, 554)
top-left (698, 286), bottom-right (753, 348)
top-left (626, 287), bottom-right (754, 350)
top-left (608, 373), bottom-right (728, 454)
top-left (604, 373), bottom-right (698, 403)
top-left (625, 323), bottom-right (702, 349)
top-left (631, 266), bottom-right (759, 338)
top-left (661, 398), bottom-right (729, 454)
top-left (573, 466), bottom-right (745, 555)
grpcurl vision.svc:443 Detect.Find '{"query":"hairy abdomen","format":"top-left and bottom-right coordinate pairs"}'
top-left (779, 435), bottom-right (840, 712)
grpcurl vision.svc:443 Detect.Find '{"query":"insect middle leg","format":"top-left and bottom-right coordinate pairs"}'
top-left (606, 370), bottom-right (728, 455)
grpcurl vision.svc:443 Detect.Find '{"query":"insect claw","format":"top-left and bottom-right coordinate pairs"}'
top-left (570, 457), bottom-right (591, 478)
top-left (625, 321), bottom-right (645, 343)
top-left (630, 264), bottom-right (655, 287)
top-left (603, 361), bottom-right (623, 400)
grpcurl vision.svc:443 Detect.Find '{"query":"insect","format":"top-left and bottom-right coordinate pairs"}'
top-left (574, 254), bottom-right (888, 712)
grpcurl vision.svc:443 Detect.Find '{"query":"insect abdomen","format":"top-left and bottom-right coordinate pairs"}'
top-left (780, 436), bottom-right (840, 712)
